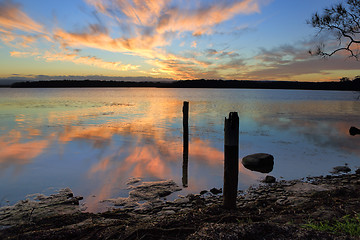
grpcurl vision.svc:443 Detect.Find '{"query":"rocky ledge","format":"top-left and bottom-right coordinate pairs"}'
top-left (2, 172), bottom-right (360, 239)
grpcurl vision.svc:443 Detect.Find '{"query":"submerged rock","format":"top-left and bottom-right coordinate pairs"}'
top-left (242, 153), bottom-right (274, 173)
top-left (173, 198), bottom-right (190, 204)
top-left (129, 180), bottom-right (182, 200)
top-left (126, 177), bottom-right (141, 185)
top-left (0, 188), bottom-right (82, 226)
top-left (331, 166), bottom-right (351, 174)
top-left (103, 179), bottom-right (182, 210)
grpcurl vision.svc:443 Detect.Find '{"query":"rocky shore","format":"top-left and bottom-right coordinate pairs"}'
top-left (1, 171), bottom-right (360, 239)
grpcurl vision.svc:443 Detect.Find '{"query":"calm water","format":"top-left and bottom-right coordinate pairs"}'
top-left (0, 88), bottom-right (359, 211)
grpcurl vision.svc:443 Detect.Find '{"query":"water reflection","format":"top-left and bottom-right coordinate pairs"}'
top-left (0, 130), bottom-right (50, 175)
top-left (182, 101), bottom-right (189, 188)
top-left (0, 88), bottom-right (359, 212)
top-left (252, 107), bottom-right (360, 158)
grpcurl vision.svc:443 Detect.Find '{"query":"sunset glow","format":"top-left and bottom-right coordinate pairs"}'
top-left (0, 0), bottom-right (358, 83)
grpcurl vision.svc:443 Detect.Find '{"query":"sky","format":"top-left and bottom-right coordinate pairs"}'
top-left (0, 0), bottom-right (359, 83)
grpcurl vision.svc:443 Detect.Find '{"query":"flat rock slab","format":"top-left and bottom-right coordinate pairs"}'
top-left (129, 180), bottom-right (182, 200)
top-left (331, 166), bottom-right (351, 174)
top-left (285, 182), bottom-right (333, 194)
top-left (103, 179), bottom-right (182, 209)
top-left (0, 188), bottom-right (82, 226)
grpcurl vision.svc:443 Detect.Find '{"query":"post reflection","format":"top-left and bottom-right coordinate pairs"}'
top-left (182, 101), bottom-right (189, 188)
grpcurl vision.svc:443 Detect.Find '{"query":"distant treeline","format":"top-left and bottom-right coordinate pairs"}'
top-left (10, 79), bottom-right (360, 91)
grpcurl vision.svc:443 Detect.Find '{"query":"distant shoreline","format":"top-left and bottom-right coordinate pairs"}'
top-left (5, 79), bottom-right (360, 91)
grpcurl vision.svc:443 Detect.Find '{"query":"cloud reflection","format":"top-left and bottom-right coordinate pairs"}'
top-left (5, 91), bottom-right (357, 212)
top-left (0, 130), bottom-right (49, 174)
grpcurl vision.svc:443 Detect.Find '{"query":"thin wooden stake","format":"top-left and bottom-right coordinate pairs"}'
top-left (223, 112), bottom-right (239, 209)
top-left (182, 101), bottom-right (189, 187)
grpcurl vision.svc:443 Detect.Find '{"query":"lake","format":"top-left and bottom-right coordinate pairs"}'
top-left (0, 88), bottom-right (359, 212)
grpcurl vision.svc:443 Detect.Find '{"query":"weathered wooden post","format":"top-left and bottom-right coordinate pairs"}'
top-left (182, 101), bottom-right (189, 187)
top-left (223, 112), bottom-right (239, 209)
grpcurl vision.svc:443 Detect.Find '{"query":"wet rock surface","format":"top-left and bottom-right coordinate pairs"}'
top-left (242, 153), bottom-right (274, 173)
top-left (262, 175), bottom-right (276, 183)
top-left (0, 188), bottom-right (83, 226)
top-left (2, 174), bottom-right (360, 239)
top-left (101, 179), bottom-right (182, 212)
top-left (331, 165), bottom-right (352, 174)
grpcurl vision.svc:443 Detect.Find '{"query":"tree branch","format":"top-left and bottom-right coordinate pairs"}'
top-left (308, 1), bottom-right (360, 60)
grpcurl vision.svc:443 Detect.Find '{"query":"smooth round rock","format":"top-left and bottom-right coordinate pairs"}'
top-left (242, 153), bottom-right (274, 173)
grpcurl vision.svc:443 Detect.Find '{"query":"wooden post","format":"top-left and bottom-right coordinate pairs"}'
top-left (223, 112), bottom-right (239, 209)
top-left (182, 101), bottom-right (189, 187)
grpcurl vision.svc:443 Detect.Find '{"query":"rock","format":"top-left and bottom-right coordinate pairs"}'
top-left (200, 190), bottom-right (208, 195)
top-left (179, 208), bottom-right (192, 213)
top-left (126, 177), bottom-right (142, 185)
top-left (331, 166), bottom-right (351, 174)
top-left (242, 153), bottom-right (274, 173)
top-left (262, 175), bottom-right (276, 183)
top-left (162, 206), bottom-right (179, 211)
top-left (128, 180), bottom-right (182, 200)
top-left (0, 188), bottom-right (82, 226)
top-left (173, 198), bottom-right (190, 204)
top-left (103, 180), bottom-right (182, 211)
top-left (210, 188), bottom-right (222, 195)
top-left (159, 210), bottom-right (175, 215)
top-left (355, 168), bottom-right (360, 174)
top-left (285, 182), bottom-right (332, 194)
top-left (158, 190), bottom-right (173, 198)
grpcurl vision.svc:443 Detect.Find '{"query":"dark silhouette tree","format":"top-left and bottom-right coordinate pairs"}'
top-left (308, 0), bottom-right (360, 60)
top-left (340, 77), bottom-right (351, 82)
top-left (354, 75), bottom-right (360, 82)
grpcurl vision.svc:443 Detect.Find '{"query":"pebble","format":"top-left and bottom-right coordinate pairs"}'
top-left (160, 210), bottom-right (176, 215)
top-left (173, 198), bottom-right (190, 204)
top-left (162, 206), bottom-right (179, 211)
top-left (179, 208), bottom-right (192, 213)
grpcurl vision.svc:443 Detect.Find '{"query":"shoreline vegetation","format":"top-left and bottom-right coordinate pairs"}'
top-left (2, 169), bottom-right (360, 239)
top-left (6, 79), bottom-right (360, 91)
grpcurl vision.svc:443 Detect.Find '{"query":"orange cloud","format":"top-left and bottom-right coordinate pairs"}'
top-left (0, 0), bottom-right (264, 79)
top-left (0, 0), bottom-right (44, 33)
top-left (53, 28), bottom-right (169, 60)
top-left (86, 0), bottom-right (169, 26)
top-left (53, 0), bottom-right (262, 78)
top-left (41, 50), bottom-right (140, 71)
top-left (10, 50), bottom-right (39, 57)
top-left (156, 0), bottom-right (260, 35)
